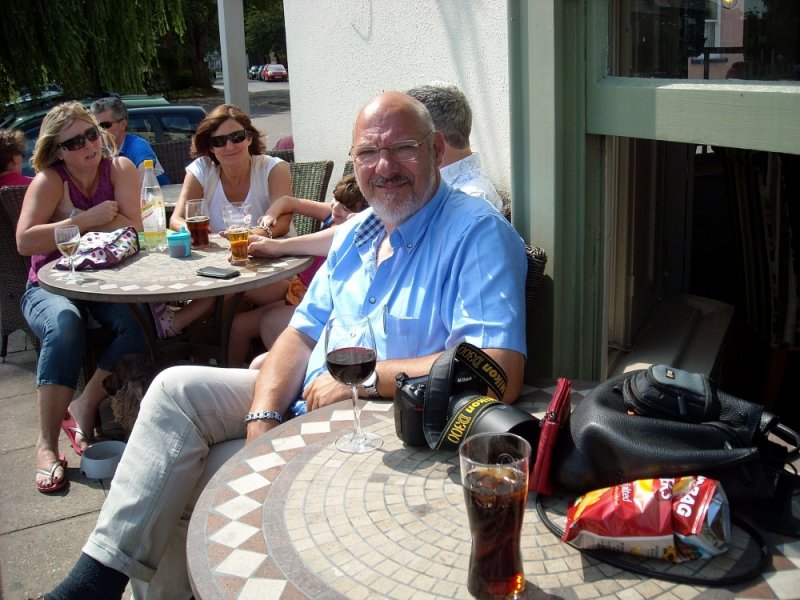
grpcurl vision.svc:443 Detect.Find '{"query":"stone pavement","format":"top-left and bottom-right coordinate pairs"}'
top-left (0, 330), bottom-right (133, 600)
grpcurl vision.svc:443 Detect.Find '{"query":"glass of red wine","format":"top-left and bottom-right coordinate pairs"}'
top-left (325, 315), bottom-right (383, 453)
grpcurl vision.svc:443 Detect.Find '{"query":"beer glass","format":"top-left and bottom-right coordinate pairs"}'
top-left (459, 432), bottom-right (531, 599)
top-left (222, 202), bottom-right (251, 265)
top-left (185, 199), bottom-right (210, 247)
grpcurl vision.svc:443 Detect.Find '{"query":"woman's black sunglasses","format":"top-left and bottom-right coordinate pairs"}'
top-left (210, 129), bottom-right (248, 148)
top-left (58, 126), bottom-right (101, 151)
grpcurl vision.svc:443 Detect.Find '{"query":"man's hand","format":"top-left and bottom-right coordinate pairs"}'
top-left (302, 372), bottom-right (352, 411)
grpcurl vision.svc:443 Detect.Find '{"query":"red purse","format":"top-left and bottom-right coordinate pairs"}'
top-left (530, 377), bottom-right (571, 495)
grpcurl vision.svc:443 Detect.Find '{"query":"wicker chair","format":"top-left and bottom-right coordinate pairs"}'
top-left (269, 149), bottom-right (295, 163)
top-left (525, 245), bottom-right (548, 311)
top-left (342, 160), bottom-right (354, 177)
top-left (0, 185), bottom-right (38, 360)
top-left (288, 160), bottom-right (335, 236)
top-left (151, 139), bottom-right (193, 184)
top-left (0, 185), bottom-right (111, 388)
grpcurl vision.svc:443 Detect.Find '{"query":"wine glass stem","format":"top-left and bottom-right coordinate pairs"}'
top-left (350, 385), bottom-right (364, 440)
top-left (69, 257), bottom-right (75, 277)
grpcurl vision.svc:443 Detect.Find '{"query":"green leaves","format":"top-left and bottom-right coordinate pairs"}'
top-left (0, 0), bottom-right (186, 104)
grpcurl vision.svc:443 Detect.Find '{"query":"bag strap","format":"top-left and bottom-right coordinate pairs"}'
top-left (422, 343), bottom-right (507, 449)
top-left (535, 494), bottom-right (770, 586)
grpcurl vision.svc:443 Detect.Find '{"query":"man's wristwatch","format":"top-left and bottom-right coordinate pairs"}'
top-left (360, 372), bottom-right (380, 398)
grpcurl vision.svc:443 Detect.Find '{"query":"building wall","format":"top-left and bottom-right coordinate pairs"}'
top-left (283, 0), bottom-right (511, 195)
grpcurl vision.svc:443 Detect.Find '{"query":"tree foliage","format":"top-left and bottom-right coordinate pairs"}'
top-left (245, 0), bottom-right (286, 65)
top-left (0, 0), bottom-right (184, 104)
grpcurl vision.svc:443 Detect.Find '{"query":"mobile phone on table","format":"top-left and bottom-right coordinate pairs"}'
top-left (197, 266), bottom-right (240, 279)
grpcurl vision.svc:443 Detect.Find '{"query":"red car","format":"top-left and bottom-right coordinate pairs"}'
top-left (262, 64), bottom-right (288, 82)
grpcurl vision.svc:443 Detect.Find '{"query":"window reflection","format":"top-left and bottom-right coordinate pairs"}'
top-left (615, 0), bottom-right (800, 81)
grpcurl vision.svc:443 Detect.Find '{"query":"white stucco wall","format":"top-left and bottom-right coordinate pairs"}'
top-left (283, 0), bottom-right (511, 195)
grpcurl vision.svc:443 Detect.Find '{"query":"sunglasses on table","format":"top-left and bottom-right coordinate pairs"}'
top-left (98, 118), bottom-right (124, 129)
top-left (210, 129), bottom-right (249, 148)
top-left (57, 126), bottom-right (101, 151)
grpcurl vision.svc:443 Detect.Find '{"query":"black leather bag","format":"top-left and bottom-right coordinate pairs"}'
top-left (553, 369), bottom-right (800, 504)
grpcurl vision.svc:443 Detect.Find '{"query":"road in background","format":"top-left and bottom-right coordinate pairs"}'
top-left (188, 78), bottom-right (292, 148)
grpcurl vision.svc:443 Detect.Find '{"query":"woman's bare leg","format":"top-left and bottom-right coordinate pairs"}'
top-left (36, 384), bottom-right (74, 488)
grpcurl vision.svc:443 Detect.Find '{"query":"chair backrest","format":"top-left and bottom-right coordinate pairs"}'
top-left (0, 185), bottom-right (37, 356)
top-left (269, 149), bottom-right (295, 163)
top-left (525, 245), bottom-right (547, 312)
top-left (151, 139), bottom-right (193, 184)
top-left (342, 160), bottom-right (354, 177)
top-left (288, 160), bottom-right (335, 236)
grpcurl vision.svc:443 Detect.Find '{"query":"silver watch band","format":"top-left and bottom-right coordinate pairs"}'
top-left (244, 411), bottom-right (283, 424)
top-left (362, 372), bottom-right (380, 398)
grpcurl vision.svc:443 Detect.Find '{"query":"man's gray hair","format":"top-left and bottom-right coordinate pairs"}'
top-left (89, 96), bottom-right (128, 121)
top-left (405, 82), bottom-right (471, 150)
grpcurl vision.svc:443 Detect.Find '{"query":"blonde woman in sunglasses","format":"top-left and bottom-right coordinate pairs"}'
top-left (16, 101), bottom-right (147, 494)
top-left (158, 104), bottom-right (294, 358)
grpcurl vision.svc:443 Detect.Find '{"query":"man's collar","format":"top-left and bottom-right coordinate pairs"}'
top-left (354, 179), bottom-right (450, 249)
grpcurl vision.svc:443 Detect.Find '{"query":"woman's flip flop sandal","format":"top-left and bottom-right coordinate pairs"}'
top-left (61, 412), bottom-right (88, 456)
top-left (36, 456), bottom-right (68, 494)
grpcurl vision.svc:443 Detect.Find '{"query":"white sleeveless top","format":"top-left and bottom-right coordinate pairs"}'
top-left (186, 154), bottom-right (286, 232)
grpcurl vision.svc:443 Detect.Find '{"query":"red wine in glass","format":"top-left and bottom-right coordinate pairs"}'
top-left (324, 315), bottom-right (383, 453)
top-left (326, 347), bottom-right (377, 385)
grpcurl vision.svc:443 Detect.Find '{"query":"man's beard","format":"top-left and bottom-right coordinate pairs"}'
top-left (367, 174), bottom-right (428, 228)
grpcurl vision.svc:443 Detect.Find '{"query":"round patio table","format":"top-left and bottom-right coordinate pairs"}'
top-left (187, 382), bottom-right (795, 599)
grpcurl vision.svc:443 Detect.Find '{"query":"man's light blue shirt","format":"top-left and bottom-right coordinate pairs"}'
top-left (289, 178), bottom-right (527, 397)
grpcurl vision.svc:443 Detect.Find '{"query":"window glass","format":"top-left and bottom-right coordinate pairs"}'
top-left (159, 115), bottom-right (196, 141)
top-left (614, 0), bottom-right (800, 81)
top-left (128, 117), bottom-right (156, 144)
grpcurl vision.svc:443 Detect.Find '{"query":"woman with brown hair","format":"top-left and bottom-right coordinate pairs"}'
top-left (159, 104), bottom-right (294, 348)
top-left (169, 103), bottom-right (293, 234)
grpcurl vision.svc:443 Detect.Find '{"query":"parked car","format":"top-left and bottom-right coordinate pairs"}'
top-left (248, 65), bottom-right (262, 80)
top-left (262, 64), bottom-right (288, 82)
top-left (1, 95), bottom-right (205, 176)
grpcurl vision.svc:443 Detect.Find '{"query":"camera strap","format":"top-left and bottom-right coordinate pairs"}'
top-left (422, 343), bottom-right (508, 450)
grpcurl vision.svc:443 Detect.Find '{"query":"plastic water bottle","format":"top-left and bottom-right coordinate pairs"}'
top-left (140, 159), bottom-right (167, 251)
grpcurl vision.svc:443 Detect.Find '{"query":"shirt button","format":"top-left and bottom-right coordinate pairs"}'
top-left (406, 243), bottom-right (413, 249)
top-left (369, 297), bottom-right (376, 304)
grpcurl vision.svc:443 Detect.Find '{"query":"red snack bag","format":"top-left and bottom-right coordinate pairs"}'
top-left (562, 476), bottom-right (729, 563)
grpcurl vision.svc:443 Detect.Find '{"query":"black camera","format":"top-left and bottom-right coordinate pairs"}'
top-left (393, 343), bottom-right (540, 451)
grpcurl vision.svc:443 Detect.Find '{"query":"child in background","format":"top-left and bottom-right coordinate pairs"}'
top-left (239, 174), bottom-right (367, 368)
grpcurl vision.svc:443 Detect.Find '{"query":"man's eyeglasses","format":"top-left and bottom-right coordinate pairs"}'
top-left (98, 118), bottom-right (124, 129)
top-left (349, 135), bottom-right (430, 167)
top-left (210, 129), bottom-right (248, 148)
top-left (57, 126), bottom-right (101, 151)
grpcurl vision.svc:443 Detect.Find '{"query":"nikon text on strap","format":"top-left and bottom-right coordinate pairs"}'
top-left (422, 343), bottom-right (508, 450)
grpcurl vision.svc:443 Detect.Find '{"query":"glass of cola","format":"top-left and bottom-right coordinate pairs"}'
top-left (459, 432), bottom-right (531, 599)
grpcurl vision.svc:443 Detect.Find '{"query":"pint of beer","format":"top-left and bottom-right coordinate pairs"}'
top-left (186, 199), bottom-right (210, 247)
top-left (227, 227), bottom-right (250, 265)
top-left (222, 203), bottom-right (252, 265)
top-left (459, 433), bottom-right (531, 599)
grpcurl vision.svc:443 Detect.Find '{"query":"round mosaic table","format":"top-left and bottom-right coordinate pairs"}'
top-left (37, 236), bottom-right (311, 366)
top-left (187, 383), bottom-right (800, 600)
